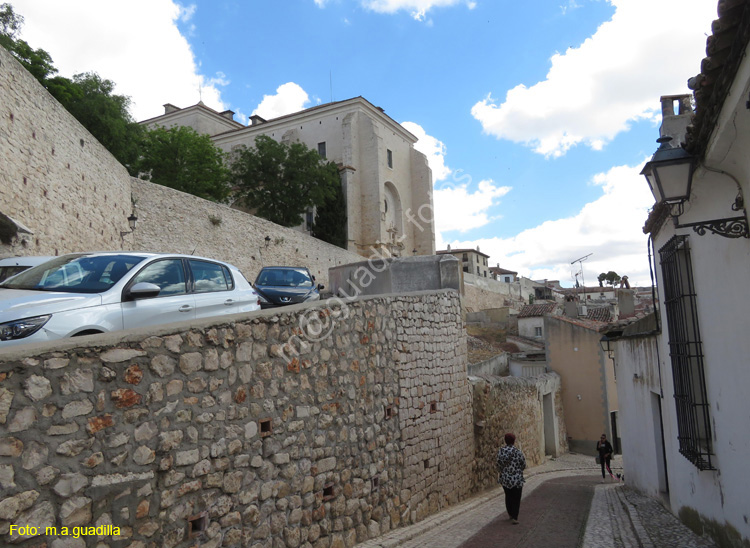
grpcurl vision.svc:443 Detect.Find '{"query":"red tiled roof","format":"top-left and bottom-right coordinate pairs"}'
top-left (685, 0), bottom-right (750, 158)
top-left (490, 266), bottom-right (517, 275)
top-left (518, 303), bottom-right (557, 318)
top-left (586, 308), bottom-right (612, 322)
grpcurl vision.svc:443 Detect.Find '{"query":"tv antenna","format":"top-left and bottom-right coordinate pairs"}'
top-left (570, 253), bottom-right (593, 302)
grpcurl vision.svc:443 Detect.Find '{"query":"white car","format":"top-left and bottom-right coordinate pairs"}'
top-left (0, 252), bottom-right (260, 347)
top-left (0, 256), bottom-right (55, 283)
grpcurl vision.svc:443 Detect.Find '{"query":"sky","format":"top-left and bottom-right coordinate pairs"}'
top-left (9, 0), bottom-right (716, 287)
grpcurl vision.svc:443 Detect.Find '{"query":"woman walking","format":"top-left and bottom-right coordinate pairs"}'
top-left (496, 432), bottom-right (526, 525)
top-left (596, 433), bottom-right (615, 481)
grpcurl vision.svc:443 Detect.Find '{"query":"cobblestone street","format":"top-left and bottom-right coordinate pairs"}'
top-left (355, 453), bottom-right (718, 548)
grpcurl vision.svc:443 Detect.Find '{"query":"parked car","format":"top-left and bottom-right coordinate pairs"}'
top-left (253, 266), bottom-right (324, 309)
top-left (0, 256), bottom-right (55, 283)
top-left (0, 252), bottom-right (260, 347)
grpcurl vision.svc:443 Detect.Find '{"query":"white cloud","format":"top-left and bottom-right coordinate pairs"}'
top-left (10, 0), bottom-right (226, 121)
top-left (401, 122), bottom-right (451, 182)
top-left (361, 0), bottom-right (474, 20)
top-left (443, 161), bottom-right (656, 286)
top-left (471, 0), bottom-right (716, 157)
top-left (434, 179), bottom-right (512, 234)
top-left (252, 82), bottom-right (312, 120)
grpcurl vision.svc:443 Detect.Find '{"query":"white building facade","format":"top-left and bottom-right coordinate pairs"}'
top-left (611, 4), bottom-right (750, 545)
top-left (141, 97), bottom-right (435, 259)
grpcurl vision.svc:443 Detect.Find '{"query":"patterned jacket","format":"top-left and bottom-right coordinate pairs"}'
top-left (496, 445), bottom-right (526, 489)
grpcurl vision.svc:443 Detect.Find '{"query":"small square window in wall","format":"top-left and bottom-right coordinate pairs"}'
top-left (322, 484), bottom-right (335, 501)
top-left (385, 405), bottom-right (394, 419)
top-left (318, 142), bottom-right (327, 158)
top-left (259, 418), bottom-right (273, 437)
top-left (430, 401), bottom-right (437, 414)
top-left (387, 149), bottom-right (393, 169)
top-left (371, 476), bottom-right (380, 492)
top-left (188, 512), bottom-right (208, 539)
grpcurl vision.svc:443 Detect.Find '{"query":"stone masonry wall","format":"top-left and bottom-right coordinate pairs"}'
top-left (470, 374), bottom-right (567, 491)
top-left (0, 46), bottom-right (361, 288)
top-left (0, 45), bottom-right (133, 255)
top-left (0, 290), bottom-right (473, 547)
top-left (130, 179), bottom-right (363, 288)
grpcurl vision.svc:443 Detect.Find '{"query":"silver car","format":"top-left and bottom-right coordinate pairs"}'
top-left (0, 256), bottom-right (55, 283)
top-left (0, 252), bottom-right (260, 347)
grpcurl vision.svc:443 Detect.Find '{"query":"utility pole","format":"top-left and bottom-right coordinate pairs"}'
top-left (571, 253), bottom-right (593, 310)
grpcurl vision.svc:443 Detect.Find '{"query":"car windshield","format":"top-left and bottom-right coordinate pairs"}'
top-left (0, 265), bottom-right (31, 283)
top-left (0, 254), bottom-right (146, 294)
top-left (255, 268), bottom-right (313, 288)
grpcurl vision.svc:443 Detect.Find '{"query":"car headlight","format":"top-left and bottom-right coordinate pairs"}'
top-left (0, 315), bottom-right (51, 341)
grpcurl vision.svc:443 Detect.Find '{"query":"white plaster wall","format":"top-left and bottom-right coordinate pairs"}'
top-left (651, 220), bottom-right (750, 540)
top-left (613, 336), bottom-right (666, 499)
top-left (519, 317), bottom-right (544, 339)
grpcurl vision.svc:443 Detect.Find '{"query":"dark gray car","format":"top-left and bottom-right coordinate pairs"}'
top-left (253, 266), bottom-right (324, 309)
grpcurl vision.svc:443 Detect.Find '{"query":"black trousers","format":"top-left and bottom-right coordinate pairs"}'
top-left (600, 456), bottom-right (612, 478)
top-left (503, 485), bottom-right (523, 520)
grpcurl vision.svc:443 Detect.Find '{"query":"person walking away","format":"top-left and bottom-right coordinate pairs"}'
top-left (496, 432), bottom-right (526, 524)
top-left (596, 434), bottom-right (614, 481)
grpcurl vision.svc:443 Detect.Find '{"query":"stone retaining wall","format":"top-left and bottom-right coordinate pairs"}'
top-left (129, 179), bottom-right (362, 288)
top-left (0, 290), bottom-right (473, 547)
top-left (0, 45), bottom-right (361, 289)
top-left (470, 374), bottom-right (567, 491)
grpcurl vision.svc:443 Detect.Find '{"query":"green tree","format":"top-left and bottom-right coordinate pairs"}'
top-left (312, 178), bottom-right (348, 248)
top-left (602, 271), bottom-right (621, 287)
top-left (597, 272), bottom-right (606, 287)
top-left (232, 135), bottom-right (340, 227)
top-left (134, 126), bottom-right (231, 202)
top-left (0, 3), bottom-right (56, 81)
top-left (52, 72), bottom-right (144, 173)
top-left (1, 5), bottom-right (143, 172)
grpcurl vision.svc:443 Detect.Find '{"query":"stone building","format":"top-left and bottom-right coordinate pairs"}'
top-left (489, 264), bottom-right (517, 283)
top-left (140, 98), bottom-right (436, 260)
top-left (436, 245), bottom-right (491, 277)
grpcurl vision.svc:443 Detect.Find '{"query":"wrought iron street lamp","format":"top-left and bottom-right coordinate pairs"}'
top-left (641, 137), bottom-right (748, 238)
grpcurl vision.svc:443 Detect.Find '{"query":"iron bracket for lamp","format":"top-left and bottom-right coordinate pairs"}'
top-left (669, 198), bottom-right (749, 238)
top-left (120, 213), bottom-right (138, 240)
top-left (673, 216), bottom-right (749, 238)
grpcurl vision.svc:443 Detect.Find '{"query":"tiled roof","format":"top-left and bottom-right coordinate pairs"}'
top-left (685, 0), bottom-right (750, 158)
top-left (586, 308), bottom-right (612, 322)
top-left (490, 266), bottom-right (517, 275)
top-left (518, 303), bottom-right (557, 318)
top-left (437, 249), bottom-right (491, 258)
top-left (547, 314), bottom-right (610, 332)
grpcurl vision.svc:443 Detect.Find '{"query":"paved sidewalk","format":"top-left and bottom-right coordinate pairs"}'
top-left (355, 453), bottom-right (717, 548)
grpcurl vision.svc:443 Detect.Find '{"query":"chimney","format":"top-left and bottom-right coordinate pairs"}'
top-left (219, 110), bottom-right (235, 121)
top-left (447, 244), bottom-right (451, 252)
top-left (250, 115), bottom-right (267, 126)
top-left (659, 94), bottom-right (693, 145)
top-left (163, 103), bottom-right (180, 114)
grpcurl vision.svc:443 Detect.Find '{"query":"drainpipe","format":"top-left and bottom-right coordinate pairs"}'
top-left (647, 234), bottom-right (664, 399)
